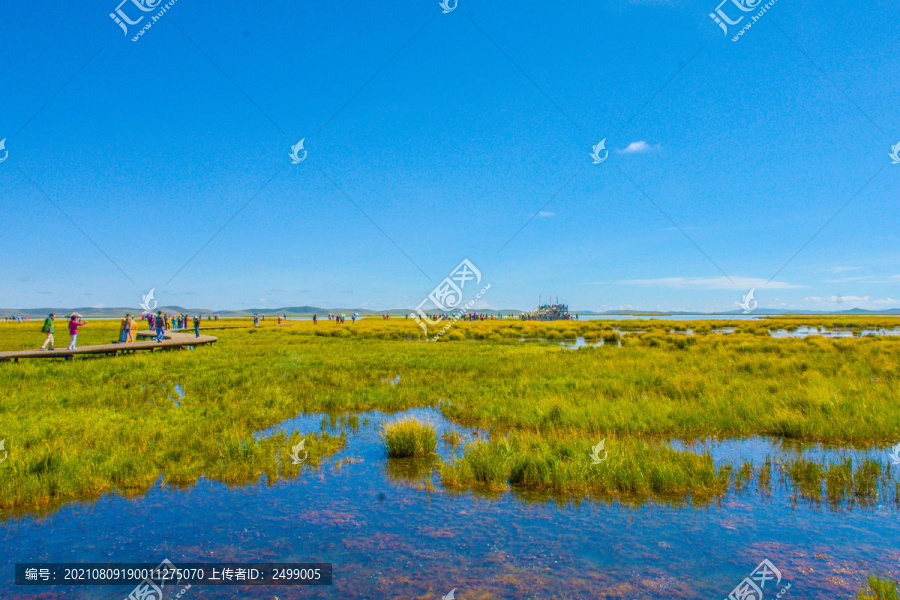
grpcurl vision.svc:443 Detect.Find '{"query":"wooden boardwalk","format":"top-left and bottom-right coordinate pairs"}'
top-left (0, 329), bottom-right (217, 363)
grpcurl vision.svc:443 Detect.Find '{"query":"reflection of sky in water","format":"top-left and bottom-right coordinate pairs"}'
top-left (2, 409), bottom-right (898, 599)
top-left (670, 436), bottom-right (900, 472)
top-left (769, 326), bottom-right (900, 338)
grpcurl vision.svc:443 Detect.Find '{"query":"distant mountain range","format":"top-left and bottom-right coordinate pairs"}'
top-left (3, 306), bottom-right (900, 318)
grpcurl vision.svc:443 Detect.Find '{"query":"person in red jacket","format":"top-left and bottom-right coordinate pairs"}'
top-left (67, 316), bottom-right (86, 350)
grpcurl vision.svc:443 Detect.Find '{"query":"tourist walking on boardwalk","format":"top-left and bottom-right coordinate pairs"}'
top-left (313, 313), bottom-right (317, 324)
top-left (119, 314), bottom-right (129, 342)
top-left (253, 314), bottom-right (260, 327)
top-left (155, 311), bottom-right (165, 343)
top-left (126, 315), bottom-right (136, 342)
top-left (67, 315), bottom-right (86, 350)
top-left (40, 313), bottom-right (55, 350)
top-left (193, 315), bottom-right (201, 338)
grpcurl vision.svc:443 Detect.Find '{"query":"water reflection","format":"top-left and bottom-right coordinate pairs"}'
top-left (560, 337), bottom-right (622, 349)
top-left (384, 455), bottom-right (438, 487)
top-left (767, 326), bottom-right (893, 338)
top-left (2, 409), bottom-right (898, 599)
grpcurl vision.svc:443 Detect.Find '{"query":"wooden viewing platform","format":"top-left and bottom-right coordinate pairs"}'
top-left (0, 329), bottom-right (217, 363)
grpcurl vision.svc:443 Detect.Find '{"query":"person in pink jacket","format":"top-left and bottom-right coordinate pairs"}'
top-left (67, 316), bottom-right (86, 350)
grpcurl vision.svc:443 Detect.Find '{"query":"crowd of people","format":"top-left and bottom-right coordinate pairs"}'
top-left (146, 312), bottom-right (203, 341)
top-left (520, 303), bottom-right (575, 321)
top-left (3, 315), bottom-right (27, 323)
top-left (405, 305), bottom-right (578, 322)
top-left (22, 305), bottom-right (571, 353)
top-left (413, 312), bottom-right (505, 322)
top-left (315, 313), bottom-right (357, 324)
top-left (33, 311), bottom-right (211, 351)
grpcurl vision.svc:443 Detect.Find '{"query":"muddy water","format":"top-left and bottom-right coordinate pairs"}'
top-left (2, 408), bottom-right (898, 599)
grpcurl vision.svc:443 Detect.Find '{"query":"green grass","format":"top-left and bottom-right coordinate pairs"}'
top-left (439, 433), bottom-right (728, 502)
top-left (858, 576), bottom-right (899, 600)
top-left (2, 316), bottom-right (900, 512)
top-left (382, 418), bottom-right (437, 457)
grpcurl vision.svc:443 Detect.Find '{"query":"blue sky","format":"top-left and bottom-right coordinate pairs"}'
top-left (1, 0), bottom-right (898, 312)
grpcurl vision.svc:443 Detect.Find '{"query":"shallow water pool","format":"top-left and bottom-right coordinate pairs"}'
top-left (2, 408), bottom-right (898, 599)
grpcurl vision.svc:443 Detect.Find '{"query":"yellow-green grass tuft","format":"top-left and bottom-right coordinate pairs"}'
top-left (858, 576), bottom-right (899, 600)
top-left (382, 418), bottom-right (437, 457)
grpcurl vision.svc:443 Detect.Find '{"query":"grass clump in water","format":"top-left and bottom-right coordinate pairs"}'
top-left (383, 418), bottom-right (437, 457)
top-left (440, 433), bottom-right (728, 503)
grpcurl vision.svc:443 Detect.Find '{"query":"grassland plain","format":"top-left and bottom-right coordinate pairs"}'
top-left (1, 316), bottom-right (899, 514)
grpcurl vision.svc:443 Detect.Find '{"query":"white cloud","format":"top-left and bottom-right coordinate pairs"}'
top-left (823, 273), bottom-right (900, 284)
top-left (823, 276), bottom-right (875, 283)
top-left (618, 141), bottom-right (660, 154)
top-left (537, 211), bottom-right (555, 217)
top-left (587, 276), bottom-right (804, 290)
top-left (804, 295), bottom-right (898, 306)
